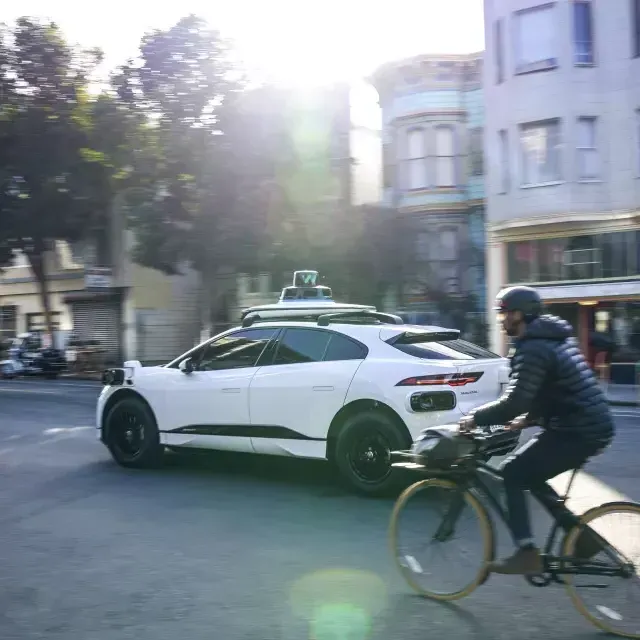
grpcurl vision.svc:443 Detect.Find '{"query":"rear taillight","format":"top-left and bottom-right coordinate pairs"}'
top-left (396, 372), bottom-right (484, 387)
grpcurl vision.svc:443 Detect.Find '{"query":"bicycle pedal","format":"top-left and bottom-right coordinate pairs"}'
top-left (526, 573), bottom-right (552, 587)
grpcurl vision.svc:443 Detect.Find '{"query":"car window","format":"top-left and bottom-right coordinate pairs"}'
top-left (196, 329), bottom-right (278, 371)
top-left (391, 338), bottom-right (501, 361)
top-left (273, 328), bottom-right (331, 364)
top-left (323, 333), bottom-right (367, 361)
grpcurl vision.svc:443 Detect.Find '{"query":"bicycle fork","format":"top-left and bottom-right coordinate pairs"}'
top-left (434, 487), bottom-right (468, 542)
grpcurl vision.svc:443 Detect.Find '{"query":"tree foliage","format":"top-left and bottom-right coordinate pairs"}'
top-left (0, 17), bottom-right (135, 335)
top-left (112, 15), bottom-right (250, 277)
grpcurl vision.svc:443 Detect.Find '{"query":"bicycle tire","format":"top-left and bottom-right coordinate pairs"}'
top-left (563, 500), bottom-right (640, 638)
top-left (389, 478), bottom-right (495, 601)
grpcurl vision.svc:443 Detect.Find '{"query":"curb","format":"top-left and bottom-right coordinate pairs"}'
top-left (609, 400), bottom-right (639, 408)
top-left (59, 374), bottom-right (102, 382)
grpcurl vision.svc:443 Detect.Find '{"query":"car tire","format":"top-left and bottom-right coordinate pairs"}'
top-left (334, 410), bottom-right (411, 497)
top-left (104, 396), bottom-right (164, 468)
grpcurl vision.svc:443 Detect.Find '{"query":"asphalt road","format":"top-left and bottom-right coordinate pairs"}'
top-left (0, 378), bottom-right (638, 640)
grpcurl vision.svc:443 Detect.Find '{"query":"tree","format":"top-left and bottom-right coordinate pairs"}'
top-left (0, 18), bottom-right (134, 338)
top-left (113, 20), bottom-right (307, 327)
top-left (113, 15), bottom-right (241, 272)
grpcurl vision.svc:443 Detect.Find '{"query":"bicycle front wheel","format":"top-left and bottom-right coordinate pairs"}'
top-left (563, 500), bottom-right (640, 638)
top-left (389, 478), bottom-right (494, 601)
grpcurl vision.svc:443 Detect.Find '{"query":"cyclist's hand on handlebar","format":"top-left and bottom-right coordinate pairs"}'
top-left (458, 415), bottom-right (476, 433)
top-left (506, 415), bottom-right (528, 431)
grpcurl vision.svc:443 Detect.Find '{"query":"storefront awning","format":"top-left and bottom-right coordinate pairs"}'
top-left (538, 281), bottom-right (640, 302)
top-left (63, 288), bottom-right (126, 303)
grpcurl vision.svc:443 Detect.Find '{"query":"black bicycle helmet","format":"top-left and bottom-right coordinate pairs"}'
top-left (494, 286), bottom-right (543, 321)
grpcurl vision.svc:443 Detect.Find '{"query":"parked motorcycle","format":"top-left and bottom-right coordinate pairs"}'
top-left (0, 333), bottom-right (66, 379)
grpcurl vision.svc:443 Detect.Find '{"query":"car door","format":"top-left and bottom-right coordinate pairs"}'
top-left (249, 327), bottom-right (367, 457)
top-left (161, 328), bottom-right (279, 452)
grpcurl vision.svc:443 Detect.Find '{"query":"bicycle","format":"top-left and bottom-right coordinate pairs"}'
top-left (389, 425), bottom-right (640, 638)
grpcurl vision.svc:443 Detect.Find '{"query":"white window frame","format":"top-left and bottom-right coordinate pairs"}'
top-left (576, 116), bottom-right (599, 181)
top-left (404, 127), bottom-right (428, 190)
top-left (519, 119), bottom-right (562, 187)
top-left (434, 125), bottom-right (456, 188)
top-left (469, 126), bottom-right (484, 176)
top-left (513, 3), bottom-right (558, 75)
top-left (573, 0), bottom-right (595, 65)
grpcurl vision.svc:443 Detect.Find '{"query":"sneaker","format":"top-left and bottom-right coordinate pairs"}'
top-left (488, 547), bottom-right (543, 575)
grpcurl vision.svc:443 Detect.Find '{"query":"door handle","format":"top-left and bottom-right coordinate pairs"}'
top-left (313, 386), bottom-right (334, 392)
top-left (222, 388), bottom-right (241, 394)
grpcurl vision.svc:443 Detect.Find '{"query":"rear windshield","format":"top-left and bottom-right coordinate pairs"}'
top-left (391, 338), bottom-right (501, 361)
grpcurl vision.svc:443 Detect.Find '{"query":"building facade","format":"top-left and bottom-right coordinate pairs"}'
top-left (484, 0), bottom-right (640, 378)
top-left (370, 53), bottom-right (487, 336)
top-left (0, 204), bottom-right (202, 365)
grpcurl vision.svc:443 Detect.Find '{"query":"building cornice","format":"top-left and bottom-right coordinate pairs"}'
top-left (398, 202), bottom-right (482, 215)
top-left (369, 52), bottom-right (484, 103)
top-left (488, 209), bottom-right (640, 236)
top-left (391, 109), bottom-right (467, 123)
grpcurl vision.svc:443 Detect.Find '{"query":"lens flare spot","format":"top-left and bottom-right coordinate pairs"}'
top-left (289, 568), bottom-right (387, 640)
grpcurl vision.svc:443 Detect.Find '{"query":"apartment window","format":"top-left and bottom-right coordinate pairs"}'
top-left (519, 119), bottom-right (562, 186)
top-left (405, 127), bottom-right (427, 190)
top-left (498, 129), bottom-right (510, 193)
top-left (382, 142), bottom-right (394, 189)
top-left (576, 117), bottom-right (598, 180)
top-left (514, 4), bottom-right (557, 74)
top-left (469, 127), bottom-right (484, 176)
top-left (416, 231), bottom-right (430, 261)
top-left (439, 227), bottom-right (459, 261)
top-left (0, 305), bottom-right (17, 340)
top-left (434, 125), bottom-right (456, 187)
top-left (573, 1), bottom-right (594, 64)
top-left (26, 312), bottom-right (62, 333)
top-left (495, 19), bottom-right (504, 83)
top-left (633, 0), bottom-right (640, 58)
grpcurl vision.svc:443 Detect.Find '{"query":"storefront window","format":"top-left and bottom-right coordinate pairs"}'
top-left (537, 237), bottom-right (566, 281)
top-left (599, 231), bottom-right (632, 278)
top-left (610, 302), bottom-right (640, 364)
top-left (507, 240), bottom-right (537, 283)
top-left (507, 231), bottom-right (639, 285)
top-left (564, 235), bottom-right (600, 280)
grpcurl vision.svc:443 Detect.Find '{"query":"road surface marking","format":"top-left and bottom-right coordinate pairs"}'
top-left (3, 382), bottom-right (99, 389)
top-left (0, 388), bottom-right (58, 395)
top-left (43, 426), bottom-right (93, 435)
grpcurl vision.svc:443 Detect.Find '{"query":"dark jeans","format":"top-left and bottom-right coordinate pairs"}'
top-left (499, 430), bottom-right (602, 546)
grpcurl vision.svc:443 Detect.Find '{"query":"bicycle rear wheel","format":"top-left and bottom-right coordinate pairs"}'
top-left (563, 501), bottom-right (640, 638)
top-left (389, 478), bottom-right (494, 601)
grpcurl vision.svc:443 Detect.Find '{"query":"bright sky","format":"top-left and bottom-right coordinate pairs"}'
top-left (3, 0), bottom-right (485, 127)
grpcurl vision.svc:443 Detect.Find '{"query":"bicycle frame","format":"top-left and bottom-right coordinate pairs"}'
top-left (432, 461), bottom-right (632, 585)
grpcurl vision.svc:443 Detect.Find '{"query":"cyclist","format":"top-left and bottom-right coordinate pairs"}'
top-left (459, 285), bottom-right (615, 575)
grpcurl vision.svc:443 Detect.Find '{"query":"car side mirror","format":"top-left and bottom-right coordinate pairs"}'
top-left (179, 358), bottom-right (194, 374)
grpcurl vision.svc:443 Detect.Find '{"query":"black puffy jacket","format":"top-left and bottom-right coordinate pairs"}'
top-left (472, 315), bottom-right (614, 447)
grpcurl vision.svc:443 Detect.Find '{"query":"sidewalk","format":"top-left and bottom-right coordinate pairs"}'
top-left (605, 383), bottom-right (639, 407)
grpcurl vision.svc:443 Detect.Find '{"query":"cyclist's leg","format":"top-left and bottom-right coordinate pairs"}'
top-left (490, 431), bottom-right (590, 574)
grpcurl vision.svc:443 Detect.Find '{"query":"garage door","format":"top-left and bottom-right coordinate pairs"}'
top-left (70, 300), bottom-right (121, 364)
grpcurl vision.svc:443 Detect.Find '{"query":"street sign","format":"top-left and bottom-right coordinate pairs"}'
top-left (85, 267), bottom-right (112, 289)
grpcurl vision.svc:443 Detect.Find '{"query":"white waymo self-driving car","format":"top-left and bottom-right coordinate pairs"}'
top-left (97, 271), bottom-right (509, 494)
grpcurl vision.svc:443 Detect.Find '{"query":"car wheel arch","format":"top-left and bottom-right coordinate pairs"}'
top-left (326, 399), bottom-right (411, 463)
top-left (101, 389), bottom-right (158, 436)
